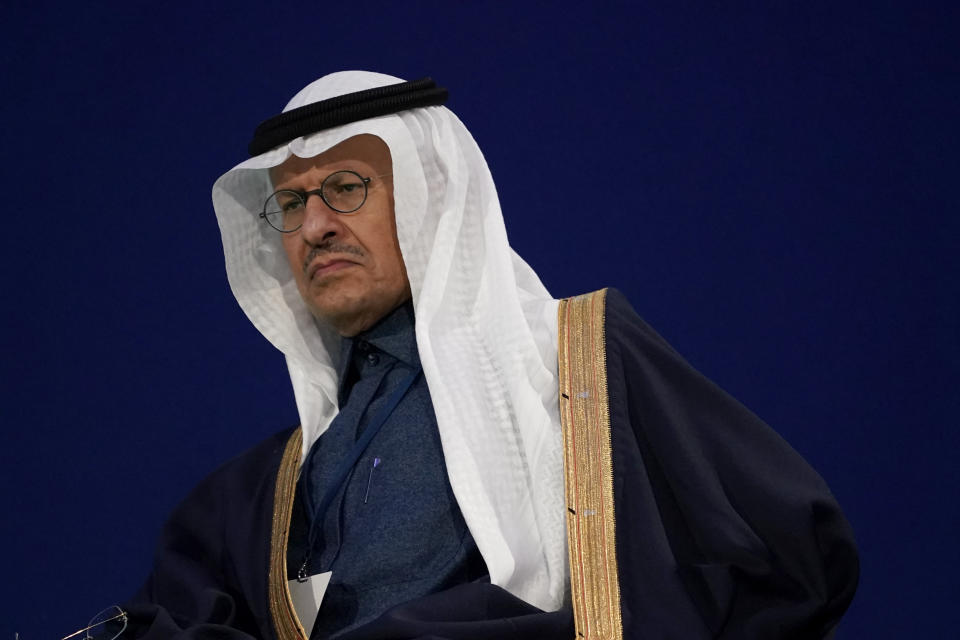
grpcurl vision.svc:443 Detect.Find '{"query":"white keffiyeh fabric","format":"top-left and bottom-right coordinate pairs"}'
top-left (211, 71), bottom-right (567, 612)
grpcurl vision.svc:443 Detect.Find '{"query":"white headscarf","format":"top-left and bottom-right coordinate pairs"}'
top-left (211, 71), bottom-right (567, 612)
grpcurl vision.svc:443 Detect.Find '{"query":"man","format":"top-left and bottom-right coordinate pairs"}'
top-left (125, 72), bottom-right (858, 639)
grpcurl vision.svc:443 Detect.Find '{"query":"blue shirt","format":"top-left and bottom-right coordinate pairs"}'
top-left (290, 302), bottom-right (487, 638)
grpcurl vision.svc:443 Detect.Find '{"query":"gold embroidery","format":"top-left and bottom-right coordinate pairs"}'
top-left (268, 428), bottom-right (309, 640)
top-left (558, 289), bottom-right (623, 640)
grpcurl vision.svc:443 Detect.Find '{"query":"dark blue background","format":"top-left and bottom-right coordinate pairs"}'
top-left (2, 2), bottom-right (957, 638)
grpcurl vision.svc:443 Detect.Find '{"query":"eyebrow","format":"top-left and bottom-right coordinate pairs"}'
top-left (271, 164), bottom-right (369, 191)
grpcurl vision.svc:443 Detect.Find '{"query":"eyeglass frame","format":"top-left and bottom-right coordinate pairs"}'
top-left (258, 169), bottom-right (392, 234)
top-left (57, 605), bottom-right (128, 640)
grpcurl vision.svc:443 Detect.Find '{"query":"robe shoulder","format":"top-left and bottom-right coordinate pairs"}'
top-left (601, 288), bottom-right (859, 639)
top-left (124, 427), bottom-right (297, 639)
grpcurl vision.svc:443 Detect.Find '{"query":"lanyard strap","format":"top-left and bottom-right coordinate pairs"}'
top-left (299, 363), bottom-right (422, 580)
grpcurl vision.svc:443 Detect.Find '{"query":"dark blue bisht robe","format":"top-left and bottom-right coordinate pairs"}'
top-left (124, 289), bottom-right (858, 639)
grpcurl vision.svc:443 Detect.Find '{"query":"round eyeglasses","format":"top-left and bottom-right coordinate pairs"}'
top-left (259, 170), bottom-right (389, 233)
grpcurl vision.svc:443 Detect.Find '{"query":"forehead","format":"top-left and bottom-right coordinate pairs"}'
top-left (270, 134), bottom-right (391, 188)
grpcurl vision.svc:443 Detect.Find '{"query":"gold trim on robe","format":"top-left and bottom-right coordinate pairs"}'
top-left (269, 428), bottom-right (309, 640)
top-left (558, 289), bottom-right (624, 640)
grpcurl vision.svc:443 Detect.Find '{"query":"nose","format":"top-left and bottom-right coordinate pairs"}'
top-left (298, 193), bottom-right (345, 245)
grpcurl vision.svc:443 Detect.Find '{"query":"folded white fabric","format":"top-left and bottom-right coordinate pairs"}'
top-left (211, 71), bottom-right (567, 612)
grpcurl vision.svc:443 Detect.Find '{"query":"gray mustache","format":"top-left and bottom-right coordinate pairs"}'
top-left (302, 242), bottom-right (365, 274)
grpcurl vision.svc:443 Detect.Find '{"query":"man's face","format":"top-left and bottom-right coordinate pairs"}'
top-left (271, 134), bottom-right (410, 336)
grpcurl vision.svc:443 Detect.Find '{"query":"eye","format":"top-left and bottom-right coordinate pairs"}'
top-left (274, 191), bottom-right (305, 211)
top-left (263, 191), bottom-right (305, 220)
top-left (282, 198), bottom-right (305, 212)
top-left (330, 179), bottom-right (364, 194)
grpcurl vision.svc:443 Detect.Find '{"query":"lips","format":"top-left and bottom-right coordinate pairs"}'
top-left (307, 257), bottom-right (359, 280)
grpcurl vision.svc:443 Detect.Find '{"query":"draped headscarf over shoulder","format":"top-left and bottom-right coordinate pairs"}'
top-left (211, 71), bottom-right (567, 612)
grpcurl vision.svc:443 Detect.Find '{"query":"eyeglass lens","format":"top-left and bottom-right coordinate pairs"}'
top-left (262, 170), bottom-right (369, 232)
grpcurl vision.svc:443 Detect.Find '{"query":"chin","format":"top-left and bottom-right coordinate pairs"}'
top-left (302, 280), bottom-right (410, 336)
top-left (308, 296), bottom-right (375, 336)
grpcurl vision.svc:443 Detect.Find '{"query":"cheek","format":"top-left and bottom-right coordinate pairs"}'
top-left (371, 232), bottom-right (406, 282)
top-left (379, 243), bottom-right (410, 294)
top-left (281, 239), bottom-right (305, 280)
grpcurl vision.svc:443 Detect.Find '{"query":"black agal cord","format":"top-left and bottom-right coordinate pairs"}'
top-left (248, 77), bottom-right (448, 156)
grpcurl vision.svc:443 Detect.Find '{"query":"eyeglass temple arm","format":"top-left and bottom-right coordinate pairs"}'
top-left (58, 610), bottom-right (127, 640)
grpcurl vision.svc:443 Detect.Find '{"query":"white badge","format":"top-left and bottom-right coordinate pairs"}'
top-left (287, 571), bottom-right (332, 636)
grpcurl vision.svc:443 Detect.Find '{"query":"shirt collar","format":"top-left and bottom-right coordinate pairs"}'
top-left (335, 301), bottom-right (419, 397)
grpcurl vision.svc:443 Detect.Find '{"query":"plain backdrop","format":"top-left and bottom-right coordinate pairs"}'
top-left (2, 2), bottom-right (957, 638)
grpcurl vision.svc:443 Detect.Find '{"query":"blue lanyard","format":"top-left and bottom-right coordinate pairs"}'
top-left (298, 363), bottom-right (422, 580)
